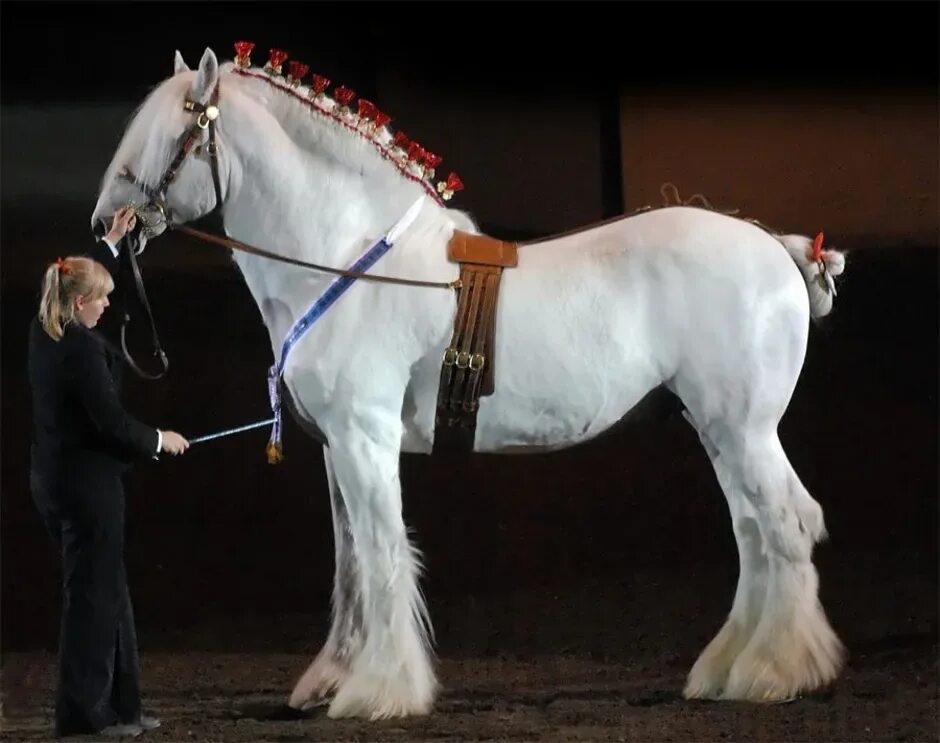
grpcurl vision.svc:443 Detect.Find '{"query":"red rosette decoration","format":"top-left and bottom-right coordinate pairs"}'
top-left (406, 141), bottom-right (426, 163)
top-left (422, 151), bottom-right (443, 169)
top-left (357, 99), bottom-right (377, 120)
top-left (373, 110), bottom-right (392, 129)
top-left (234, 40), bottom-right (255, 68)
top-left (810, 231), bottom-right (834, 294)
top-left (309, 74), bottom-right (331, 99)
top-left (811, 231), bottom-right (825, 263)
top-left (437, 172), bottom-right (464, 200)
top-left (393, 131), bottom-right (411, 150)
top-left (420, 150), bottom-right (443, 179)
top-left (446, 172), bottom-right (464, 192)
top-left (333, 86), bottom-right (356, 107)
top-left (264, 48), bottom-right (289, 75)
top-left (286, 61), bottom-right (309, 87)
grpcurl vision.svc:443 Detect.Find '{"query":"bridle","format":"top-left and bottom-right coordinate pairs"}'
top-left (116, 83), bottom-right (223, 380)
top-left (114, 79), bottom-right (458, 381)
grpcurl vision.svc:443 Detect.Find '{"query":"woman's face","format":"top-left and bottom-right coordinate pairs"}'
top-left (74, 291), bottom-right (111, 328)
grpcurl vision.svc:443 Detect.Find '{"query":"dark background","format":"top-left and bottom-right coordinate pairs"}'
top-left (1, 0), bottom-right (936, 701)
top-left (6, 0), bottom-right (939, 100)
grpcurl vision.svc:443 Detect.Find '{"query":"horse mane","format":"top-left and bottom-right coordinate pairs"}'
top-left (228, 65), bottom-right (456, 207)
top-left (101, 45), bottom-right (466, 214)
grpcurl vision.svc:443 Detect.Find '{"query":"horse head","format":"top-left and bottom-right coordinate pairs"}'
top-left (92, 47), bottom-right (224, 247)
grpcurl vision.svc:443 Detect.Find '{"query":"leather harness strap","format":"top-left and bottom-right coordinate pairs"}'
top-left (115, 84), bottom-right (224, 380)
top-left (434, 230), bottom-right (518, 452)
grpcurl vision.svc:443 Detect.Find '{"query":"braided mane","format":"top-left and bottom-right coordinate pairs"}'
top-left (230, 42), bottom-right (464, 206)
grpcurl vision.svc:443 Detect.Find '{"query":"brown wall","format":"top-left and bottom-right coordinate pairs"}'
top-left (620, 88), bottom-right (939, 246)
top-left (372, 78), bottom-right (938, 247)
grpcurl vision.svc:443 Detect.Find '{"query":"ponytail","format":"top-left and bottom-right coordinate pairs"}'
top-left (39, 259), bottom-right (69, 340)
top-left (37, 256), bottom-right (114, 341)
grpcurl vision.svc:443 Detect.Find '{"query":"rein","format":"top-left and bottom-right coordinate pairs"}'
top-left (119, 229), bottom-right (169, 380)
top-left (170, 223), bottom-right (460, 290)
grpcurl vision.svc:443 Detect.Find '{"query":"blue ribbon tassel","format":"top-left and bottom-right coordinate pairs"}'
top-left (266, 237), bottom-right (394, 463)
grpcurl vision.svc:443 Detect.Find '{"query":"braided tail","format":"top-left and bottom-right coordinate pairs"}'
top-left (777, 231), bottom-right (846, 318)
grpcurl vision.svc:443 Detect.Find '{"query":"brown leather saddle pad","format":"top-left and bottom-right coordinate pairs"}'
top-left (433, 230), bottom-right (518, 452)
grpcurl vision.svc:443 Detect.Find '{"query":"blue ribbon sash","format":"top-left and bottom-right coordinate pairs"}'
top-left (266, 236), bottom-right (394, 462)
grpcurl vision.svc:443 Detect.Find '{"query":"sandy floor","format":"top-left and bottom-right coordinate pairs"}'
top-left (3, 639), bottom-right (936, 743)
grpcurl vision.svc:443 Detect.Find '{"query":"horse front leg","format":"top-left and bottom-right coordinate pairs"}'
top-left (324, 412), bottom-right (437, 720)
top-left (289, 445), bottom-right (361, 710)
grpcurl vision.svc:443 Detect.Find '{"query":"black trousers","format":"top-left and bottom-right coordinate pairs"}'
top-left (30, 466), bottom-right (142, 737)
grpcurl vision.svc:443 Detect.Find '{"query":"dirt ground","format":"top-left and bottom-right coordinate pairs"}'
top-left (2, 560), bottom-right (937, 742)
top-left (0, 647), bottom-right (934, 742)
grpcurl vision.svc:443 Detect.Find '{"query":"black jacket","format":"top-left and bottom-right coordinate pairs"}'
top-left (28, 317), bottom-right (158, 480)
top-left (87, 236), bottom-right (126, 345)
top-left (89, 236), bottom-right (121, 277)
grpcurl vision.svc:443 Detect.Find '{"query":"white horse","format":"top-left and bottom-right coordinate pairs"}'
top-left (91, 46), bottom-right (847, 720)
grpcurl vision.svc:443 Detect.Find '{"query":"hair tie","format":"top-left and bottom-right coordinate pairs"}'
top-left (54, 257), bottom-right (71, 276)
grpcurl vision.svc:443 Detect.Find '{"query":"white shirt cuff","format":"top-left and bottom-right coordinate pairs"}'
top-left (102, 235), bottom-right (120, 258)
top-left (155, 429), bottom-right (163, 459)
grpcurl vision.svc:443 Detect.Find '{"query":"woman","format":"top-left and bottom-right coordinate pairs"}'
top-left (28, 207), bottom-right (189, 738)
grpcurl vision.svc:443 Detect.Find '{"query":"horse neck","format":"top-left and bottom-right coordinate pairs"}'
top-left (217, 76), bottom-right (430, 304)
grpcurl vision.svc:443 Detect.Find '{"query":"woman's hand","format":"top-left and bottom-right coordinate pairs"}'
top-left (104, 206), bottom-right (138, 244)
top-left (160, 431), bottom-right (190, 455)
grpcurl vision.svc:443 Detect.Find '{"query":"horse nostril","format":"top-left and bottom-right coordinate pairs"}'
top-left (92, 219), bottom-right (107, 238)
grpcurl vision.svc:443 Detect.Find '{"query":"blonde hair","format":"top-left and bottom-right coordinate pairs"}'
top-left (38, 256), bottom-right (115, 340)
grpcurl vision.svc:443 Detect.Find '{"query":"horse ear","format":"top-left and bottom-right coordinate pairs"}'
top-left (173, 50), bottom-right (190, 75)
top-left (191, 47), bottom-right (219, 100)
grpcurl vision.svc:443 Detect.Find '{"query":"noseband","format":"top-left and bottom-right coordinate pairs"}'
top-left (116, 83), bottom-right (223, 380)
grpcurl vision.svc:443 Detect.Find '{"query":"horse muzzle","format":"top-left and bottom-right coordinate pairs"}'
top-left (134, 201), bottom-right (169, 240)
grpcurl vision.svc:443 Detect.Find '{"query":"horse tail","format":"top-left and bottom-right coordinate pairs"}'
top-left (775, 233), bottom-right (846, 318)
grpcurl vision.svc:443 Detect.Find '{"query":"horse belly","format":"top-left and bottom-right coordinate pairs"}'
top-left (472, 250), bottom-right (662, 453)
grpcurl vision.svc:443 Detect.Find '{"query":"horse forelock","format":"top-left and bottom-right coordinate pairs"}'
top-left (100, 73), bottom-right (196, 197)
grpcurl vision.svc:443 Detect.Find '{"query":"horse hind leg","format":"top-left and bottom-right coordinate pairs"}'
top-left (289, 446), bottom-right (360, 710)
top-left (712, 430), bottom-right (844, 701)
top-left (677, 271), bottom-right (843, 701)
top-left (682, 412), bottom-right (769, 700)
